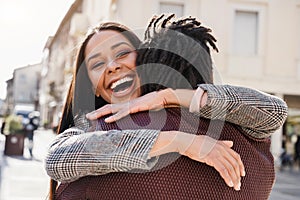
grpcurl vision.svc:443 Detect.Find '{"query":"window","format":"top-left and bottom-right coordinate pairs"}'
top-left (160, 2), bottom-right (184, 17)
top-left (233, 10), bottom-right (258, 55)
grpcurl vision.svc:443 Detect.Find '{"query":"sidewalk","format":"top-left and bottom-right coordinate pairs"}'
top-left (0, 129), bottom-right (56, 200)
top-left (270, 168), bottom-right (300, 200)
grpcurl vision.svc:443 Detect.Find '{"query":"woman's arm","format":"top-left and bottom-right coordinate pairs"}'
top-left (86, 84), bottom-right (288, 139)
top-left (193, 84), bottom-right (288, 139)
top-left (45, 127), bottom-right (244, 190)
top-left (45, 128), bottom-right (160, 182)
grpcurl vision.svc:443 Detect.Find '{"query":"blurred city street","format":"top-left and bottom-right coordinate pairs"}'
top-left (0, 129), bottom-right (56, 200)
top-left (270, 169), bottom-right (300, 200)
top-left (0, 128), bottom-right (299, 200)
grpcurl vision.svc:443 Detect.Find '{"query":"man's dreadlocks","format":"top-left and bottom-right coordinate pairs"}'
top-left (136, 14), bottom-right (219, 95)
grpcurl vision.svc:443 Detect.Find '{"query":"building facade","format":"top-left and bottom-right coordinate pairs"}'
top-left (12, 64), bottom-right (41, 113)
top-left (3, 78), bottom-right (13, 116)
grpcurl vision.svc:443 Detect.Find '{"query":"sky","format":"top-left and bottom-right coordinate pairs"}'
top-left (0, 0), bottom-right (75, 99)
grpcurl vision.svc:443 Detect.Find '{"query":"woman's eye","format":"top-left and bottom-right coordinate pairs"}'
top-left (115, 50), bottom-right (131, 59)
top-left (91, 62), bottom-right (105, 69)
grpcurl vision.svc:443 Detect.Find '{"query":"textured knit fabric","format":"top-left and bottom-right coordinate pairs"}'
top-left (55, 108), bottom-right (275, 200)
top-left (45, 84), bottom-right (287, 183)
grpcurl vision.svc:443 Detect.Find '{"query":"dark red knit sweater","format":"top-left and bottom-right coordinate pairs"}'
top-left (55, 108), bottom-right (275, 200)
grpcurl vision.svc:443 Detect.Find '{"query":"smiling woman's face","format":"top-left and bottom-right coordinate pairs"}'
top-left (85, 30), bottom-right (141, 103)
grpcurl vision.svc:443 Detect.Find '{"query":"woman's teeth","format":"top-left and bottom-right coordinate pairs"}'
top-left (111, 76), bottom-right (134, 91)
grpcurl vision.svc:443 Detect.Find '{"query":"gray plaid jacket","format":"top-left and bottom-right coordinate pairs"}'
top-left (45, 84), bottom-right (288, 182)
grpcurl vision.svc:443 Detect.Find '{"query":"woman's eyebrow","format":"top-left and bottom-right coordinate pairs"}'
top-left (111, 42), bottom-right (132, 50)
top-left (86, 42), bottom-right (132, 64)
top-left (87, 53), bottom-right (101, 64)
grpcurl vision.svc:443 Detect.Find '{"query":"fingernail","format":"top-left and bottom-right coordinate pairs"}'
top-left (229, 181), bottom-right (234, 187)
top-left (242, 170), bottom-right (246, 176)
top-left (105, 117), bottom-right (112, 123)
top-left (236, 182), bottom-right (241, 191)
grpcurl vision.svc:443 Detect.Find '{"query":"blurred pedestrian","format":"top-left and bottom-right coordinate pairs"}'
top-left (25, 111), bottom-right (40, 157)
top-left (295, 135), bottom-right (300, 168)
top-left (1, 120), bottom-right (5, 134)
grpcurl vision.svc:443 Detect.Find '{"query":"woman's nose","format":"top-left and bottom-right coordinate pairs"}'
top-left (106, 60), bottom-right (121, 73)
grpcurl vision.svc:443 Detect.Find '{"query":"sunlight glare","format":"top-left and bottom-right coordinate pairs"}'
top-left (0, 1), bottom-right (29, 24)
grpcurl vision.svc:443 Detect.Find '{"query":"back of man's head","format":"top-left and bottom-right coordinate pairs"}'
top-left (136, 14), bottom-right (218, 94)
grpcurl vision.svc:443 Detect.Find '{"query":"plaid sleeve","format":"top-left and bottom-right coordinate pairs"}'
top-left (195, 84), bottom-right (288, 139)
top-left (45, 127), bottom-right (159, 182)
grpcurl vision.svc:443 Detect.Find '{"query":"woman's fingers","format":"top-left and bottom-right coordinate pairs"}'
top-left (104, 109), bottom-right (129, 123)
top-left (86, 103), bottom-right (127, 120)
top-left (86, 104), bottom-right (114, 120)
top-left (86, 91), bottom-right (166, 121)
top-left (204, 150), bottom-right (240, 190)
top-left (211, 159), bottom-right (235, 188)
top-left (221, 141), bottom-right (246, 177)
top-left (189, 137), bottom-right (244, 191)
top-left (222, 140), bottom-right (233, 147)
top-left (106, 103), bottom-right (155, 122)
top-left (86, 94), bottom-right (165, 122)
top-left (217, 147), bottom-right (242, 191)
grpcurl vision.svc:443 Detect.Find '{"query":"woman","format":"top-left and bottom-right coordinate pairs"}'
top-left (46, 15), bottom-right (287, 199)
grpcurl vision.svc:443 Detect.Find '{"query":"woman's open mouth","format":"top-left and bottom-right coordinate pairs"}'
top-left (110, 75), bottom-right (137, 99)
top-left (111, 76), bottom-right (134, 92)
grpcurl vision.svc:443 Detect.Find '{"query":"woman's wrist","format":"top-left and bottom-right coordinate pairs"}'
top-left (149, 131), bottom-right (178, 157)
top-left (159, 87), bottom-right (207, 110)
top-left (200, 91), bottom-right (208, 107)
top-left (173, 131), bottom-right (196, 155)
top-left (149, 130), bottom-right (197, 158)
top-left (189, 87), bottom-right (207, 113)
top-left (159, 88), bottom-right (195, 108)
top-left (158, 88), bottom-right (180, 107)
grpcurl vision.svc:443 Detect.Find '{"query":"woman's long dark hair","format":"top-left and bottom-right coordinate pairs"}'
top-left (49, 22), bottom-right (141, 200)
top-left (136, 14), bottom-right (218, 95)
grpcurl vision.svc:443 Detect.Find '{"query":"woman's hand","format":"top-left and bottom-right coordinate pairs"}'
top-left (86, 88), bottom-right (199, 122)
top-left (152, 131), bottom-right (245, 191)
top-left (184, 134), bottom-right (244, 191)
top-left (86, 89), bottom-right (179, 122)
